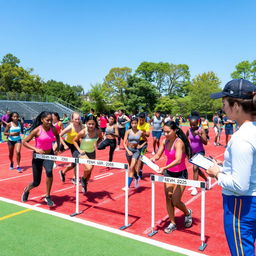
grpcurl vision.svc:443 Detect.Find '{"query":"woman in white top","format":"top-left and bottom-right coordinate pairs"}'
top-left (208, 79), bottom-right (256, 256)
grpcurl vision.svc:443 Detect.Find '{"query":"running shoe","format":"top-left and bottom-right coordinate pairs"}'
top-left (164, 223), bottom-right (177, 233)
top-left (81, 177), bottom-right (87, 193)
top-left (44, 196), bottom-right (55, 207)
top-left (134, 177), bottom-right (140, 189)
top-left (9, 163), bottom-right (14, 170)
top-left (71, 178), bottom-right (78, 185)
top-left (206, 177), bottom-right (211, 190)
top-left (184, 209), bottom-right (193, 228)
top-left (21, 188), bottom-right (29, 202)
top-left (59, 170), bottom-right (65, 182)
top-left (16, 167), bottom-right (22, 173)
top-left (191, 187), bottom-right (198, 196)
top-left (152, 151), bottom-right (155, 155)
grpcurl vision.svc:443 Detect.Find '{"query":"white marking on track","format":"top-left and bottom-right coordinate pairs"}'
top-left (0, 173), bottom-right (32, 182)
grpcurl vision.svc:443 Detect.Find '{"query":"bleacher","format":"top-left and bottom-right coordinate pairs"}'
top-left (0, 100), bottom-right (74, 120)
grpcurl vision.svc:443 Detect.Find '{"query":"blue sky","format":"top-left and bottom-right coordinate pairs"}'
top-left (0, 0), bottom-right (255, 92)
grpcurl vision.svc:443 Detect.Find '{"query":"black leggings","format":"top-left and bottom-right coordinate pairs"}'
top-left (118, 128), bottom-right (126, 145)
top-left (31, 153), bottom-right (54, 187)
top-left (97, 138), bottom-right (116, 162)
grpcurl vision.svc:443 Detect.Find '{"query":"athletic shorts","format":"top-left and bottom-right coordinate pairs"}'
top-left (192, 150), bottom-right (205, 157)
top-left (59, 141), bottom-right (78, 157)
top-left (225, 129), bottom-right (233, 135)
top-left (100, 127), bottom-right (106, 133)
top-left (80, 151), bottom-right (96, 159)
top-left (164, 169), bottom-right (188, 179)
top-left (152, 130), bottom-right (162, 139)
top-left (8, 139), bottom-right (21, 146)
top-left (214, 126), bottom-right (222, 135)
top-left (139, 141), bottom-right (147, 155)
top-left (126, 147), bottom-right (140, 161)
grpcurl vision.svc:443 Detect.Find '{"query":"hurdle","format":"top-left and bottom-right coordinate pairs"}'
top-left (34, 154), bottom-right (130, 230)
top-left (148, 174), bottom-right (207, 251)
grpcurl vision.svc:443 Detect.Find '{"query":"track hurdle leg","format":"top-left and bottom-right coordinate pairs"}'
top-left (199, 187), bottom-right (207, 251)
top-left (148, 175), bottom-right (158, 237)
top-left (120, 165), bottom-right (131, 230)
top-left (70, 159), bottom-right (83, 217)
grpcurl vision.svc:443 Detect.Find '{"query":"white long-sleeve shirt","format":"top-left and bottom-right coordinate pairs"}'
top-left (218, 121), bottom-right (256, 196)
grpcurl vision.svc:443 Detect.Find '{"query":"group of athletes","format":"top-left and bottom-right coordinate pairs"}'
top-left (1, 108), bottom-right (231, 234)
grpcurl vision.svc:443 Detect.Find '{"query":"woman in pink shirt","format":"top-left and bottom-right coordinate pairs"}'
top-left (99, 113), bottom-right (108, 137)
top-left (22, 111), bottom-right (60, 207)
top-left (151, 121), bottom-right (192, 233)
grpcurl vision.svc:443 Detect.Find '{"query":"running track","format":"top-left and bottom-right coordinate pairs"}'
top-left (0, 127), bottom-right (230, 255)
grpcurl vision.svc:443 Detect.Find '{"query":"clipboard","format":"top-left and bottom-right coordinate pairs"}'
top-left (189, 153), bottom-right (214, 170)
top-left (140, 155), bottom-right (161, 173)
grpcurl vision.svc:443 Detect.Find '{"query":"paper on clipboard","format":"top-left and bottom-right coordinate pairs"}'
top-left (140, 155), bottom-right (161, 173)
top-left (189, 153), bottom-right (214, 170)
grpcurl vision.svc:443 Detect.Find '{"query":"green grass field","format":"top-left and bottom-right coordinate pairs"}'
top-left (0, 201), bottom-right (185, 256)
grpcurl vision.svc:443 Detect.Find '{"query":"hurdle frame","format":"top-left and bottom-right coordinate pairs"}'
top-left (34, 154), bottom-right (131, 229)
top-left (148, 174), bottom-right (207, 251)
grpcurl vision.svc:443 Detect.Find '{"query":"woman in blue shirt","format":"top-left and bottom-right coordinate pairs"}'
top-left (208, 79), bottom-right (256, 256)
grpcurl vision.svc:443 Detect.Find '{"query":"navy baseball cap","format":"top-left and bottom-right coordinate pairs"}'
top-left (211, 79), bottom-right (256, 99)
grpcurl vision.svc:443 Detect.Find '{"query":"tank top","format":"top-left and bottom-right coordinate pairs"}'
top-left (53, 121), bottom-right (62, 134)
top-left (201, 120), bottom-right (208, 129)
top-left (164, 138), bottom-right (186, 172)
top-left (35, 125), bottom-right (55, 151)
top-left (128, 130), bottom-right (142, 144)
top-left (8, 122), bottom-right (22, 141)
top-left (65, 125), bottom-right (78, 144)
top-left (117, 115), bottom-right (126, 128)
top-left (188, 128), bottom-right (204, 154)
top-left (80, 129), bottom-right (99, 153)
top-left (105, 125), bottom-right (115, 135)
top-left (152, 116), bottom-right (163, 131)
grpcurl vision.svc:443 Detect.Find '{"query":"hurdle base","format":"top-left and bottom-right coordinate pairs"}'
top-left (70, 211), bottom-right (83, 217)
top-left (119, 224), bottom-right (131, 230)
top-left (148, 230), bottom-right (158, 237)
top-left (198, 242), bottom-right (207, 251)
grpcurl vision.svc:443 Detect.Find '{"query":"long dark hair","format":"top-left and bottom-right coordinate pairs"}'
top-left (129, 117), bottom-right (138, 129)
top-left (30, 111), bottom-right (52, 131)
top-left (108, 114), bottom-right (116, 124)
top-left (164, 121), bottom-right (192, 158)
top-left (52, 112), bottom-right (60, 121)
top-left (86, 114), bottom-right (99, 129)
top-left (7, 112), bottom-right (19, 123)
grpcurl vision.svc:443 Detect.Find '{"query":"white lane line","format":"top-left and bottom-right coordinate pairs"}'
top-left (0, 173), bottom-right (32, 182)
top-left (94, 172), bottom-right (114, 180)
top-left (0, 197), bottom-right (207, 256)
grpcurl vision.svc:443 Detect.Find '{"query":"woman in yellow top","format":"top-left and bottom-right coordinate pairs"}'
top-left (136, 112), bottom-right (150, 179)
top-left (73, 115), bottom-right (103, 193)
top-left (201, 116), bottom-right (210, 140)
top-left (58, 112), bottom-right (84, 183)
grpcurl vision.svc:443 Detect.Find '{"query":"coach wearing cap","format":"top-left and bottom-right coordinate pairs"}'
top-left (207, 79), bottom-right (256, 255)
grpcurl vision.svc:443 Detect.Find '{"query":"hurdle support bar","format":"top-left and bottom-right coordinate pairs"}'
top-left (149, 175), bottom-right (207, 251)
top-left (119, 164), bottom-right (131, 230)
top-left (70, 158), bottom-right (83, 217)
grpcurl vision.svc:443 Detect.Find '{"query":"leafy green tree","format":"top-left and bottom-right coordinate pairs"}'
top-left (231, 61), bottom-right (252, 80)
top-left (188, 72), bottom-right (222, 115)
top-left (103, 67), bottom-right (132, 102)
top-left (88, 83), bottom-right (108, 113)
top-left (125, 79), bottom-right (160, 113)
top-left (154, 96), bottom-right (174, 114)
top-left (165, 64), bottom-right (190, 97)
top-left (1, 53), bottom-right (20, 67)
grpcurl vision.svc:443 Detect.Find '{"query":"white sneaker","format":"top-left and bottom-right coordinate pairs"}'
top-left (191, 187), bottom-right (198, 196)
top-left (206, 177), bottom-right (211, 190)
top-left (134, 177), bottom-right (140, 188)
top-left (115, 147), bottom-right (120, 151)
top-left (152, 151), bottom-right (155, 155)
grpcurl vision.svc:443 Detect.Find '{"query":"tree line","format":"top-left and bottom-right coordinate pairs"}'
top-left (0, 53), bottom-right (255, 117)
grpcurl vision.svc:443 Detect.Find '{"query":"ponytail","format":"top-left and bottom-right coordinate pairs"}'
top-left (164, 121), bottom-right (192, 158)
top-left (30, 111), bottom-right (52, 131)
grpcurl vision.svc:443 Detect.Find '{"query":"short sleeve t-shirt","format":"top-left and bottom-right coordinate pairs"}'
top-left (223, 116), bottom-right (233, 130)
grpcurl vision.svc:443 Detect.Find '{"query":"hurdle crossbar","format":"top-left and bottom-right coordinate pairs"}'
top-left (149, 174), bottom-right (207, 251)
top-left (34, 154), bottom-right (130, 229)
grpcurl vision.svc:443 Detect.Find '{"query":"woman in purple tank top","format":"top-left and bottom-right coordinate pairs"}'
top-left (186, 115), bottom-right (209, 196)
top-left (151, 121), bottom-right (193, 233)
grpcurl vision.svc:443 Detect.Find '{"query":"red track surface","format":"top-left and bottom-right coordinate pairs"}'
top-left (0, 127), bottom-right (230, 255)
